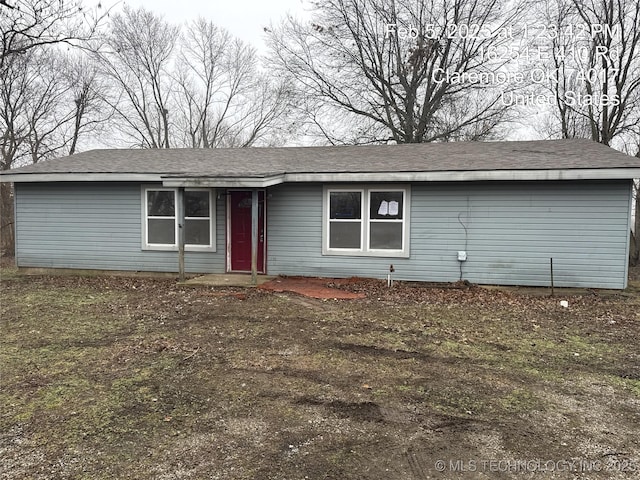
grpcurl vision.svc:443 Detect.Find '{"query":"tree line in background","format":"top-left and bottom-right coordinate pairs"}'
top-left (1, 0), bottom-right (639, 163)
top-left (1, 0), bottom-right (293, 170)
top-left (1, 0), bottom-right (640, 255)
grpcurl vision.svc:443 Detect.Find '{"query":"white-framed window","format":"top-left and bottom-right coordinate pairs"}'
top-left (323, 185), bottom-right (410, 257)
top-left (142, 186), bottom-right (215, 251)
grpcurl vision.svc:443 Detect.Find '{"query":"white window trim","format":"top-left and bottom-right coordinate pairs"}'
top-left (141, 186), bottom-right (216, 252)
top-left (183, 188), bottom-right (215, 252)
top-left (322, 185), bottom-right (410, 258)
top-left (326, 187), bottom-right (365, 253)
top-left (142, 186), bottom-right (177, 251)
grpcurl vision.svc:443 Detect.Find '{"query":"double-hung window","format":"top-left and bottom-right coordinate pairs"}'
top-left (369, 190), bottom-right (404, 250)
top-left (323, 185), bottom-right (409, 257)
top-left (142, 187), bottom-right (215, 251)
top-left (328, 190), bottom-right (363, 249)
top-left (184, 190), bottom-right (211, 246)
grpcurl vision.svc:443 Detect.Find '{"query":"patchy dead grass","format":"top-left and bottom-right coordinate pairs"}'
top-left (1, 266), bottom-right (639, 479)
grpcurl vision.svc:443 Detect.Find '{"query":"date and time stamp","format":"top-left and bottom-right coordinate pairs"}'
top-left (385, 21), bottom-right (622, 107)
top-left (386, 21), bottom-right (620, 42)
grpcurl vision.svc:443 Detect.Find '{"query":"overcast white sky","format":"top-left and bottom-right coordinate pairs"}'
top-left (113, 0), bottom-right (311, 52)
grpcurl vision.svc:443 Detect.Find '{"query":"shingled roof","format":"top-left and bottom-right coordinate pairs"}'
top-left (2, 139), bottom-right (639, 185)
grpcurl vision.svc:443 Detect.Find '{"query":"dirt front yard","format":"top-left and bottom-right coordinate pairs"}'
top-left (1, 266), bottom-right (639, 479)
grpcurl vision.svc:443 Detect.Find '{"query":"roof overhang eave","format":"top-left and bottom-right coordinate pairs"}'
top-left (2, 168), bottom-right (640, 184)
top-left (0, 173), bottom-right (164, 183)
top-left (284, 168), bottom-right (640, 182)
top-left (161, 174), bottom-right (286, 188)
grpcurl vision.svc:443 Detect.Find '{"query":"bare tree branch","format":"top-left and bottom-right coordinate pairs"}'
top-left (0, 0), bottom-right (108, 69)
top-left (94, 6), bottom-right (179, 148)
top-left (538, 0), bottom-right (640, 147)
top-left (173, 18), bottom-right (293, 148)
top-left (266, 0), bottom-right (526, 144)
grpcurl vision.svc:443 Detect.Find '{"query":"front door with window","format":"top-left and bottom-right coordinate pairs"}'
top-left (228, 190), bottom-right (265, 272)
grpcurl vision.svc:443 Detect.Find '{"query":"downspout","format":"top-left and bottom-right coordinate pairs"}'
top-left (177, 187), bottom-right (185, 282)
top-left (251, 189), bottom-right (258, 285)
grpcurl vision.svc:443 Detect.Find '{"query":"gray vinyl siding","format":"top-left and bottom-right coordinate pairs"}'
top-left (14, 179), bottom-right (632, 289)
top-left (266, 181), bottom-right (631, 289)
top-left (15, 182), bottom-right (226, 273)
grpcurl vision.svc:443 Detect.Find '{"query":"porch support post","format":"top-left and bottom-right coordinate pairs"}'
top-left (177, 187), bottom-right (185, 282)
top-left (251, 188), bottom-right (258, 285)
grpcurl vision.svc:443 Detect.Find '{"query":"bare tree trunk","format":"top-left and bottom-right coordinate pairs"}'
top-left (0, 182), bottom-right (14, 258)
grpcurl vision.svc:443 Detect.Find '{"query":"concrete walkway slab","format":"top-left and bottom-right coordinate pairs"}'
top-left (183, 274), bottom-right (275, 287)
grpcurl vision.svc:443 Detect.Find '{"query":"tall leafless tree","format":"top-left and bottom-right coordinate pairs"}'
top-left (533, 1), bottom-right (640, 265)
top-left (1, 0), bottom-right (109, 168)
top-left (1, 49), bottom-right (108, 168)
top-left (537, 0), bottom-right (640, 147)
top-left (4, 56), bottom-right (108, 166)
top-left (62, 55), bottom-right (113, 155)
top-left (266, 0), bottom-right (527, 144)
top-left (174, 18), bottom-right (292, 148)
top-left (1, 0), bottom-right (108, 254)
top-left (95, 6), bottom-right (179, 148)
top-left (96, 9), bottom-right (292, 149)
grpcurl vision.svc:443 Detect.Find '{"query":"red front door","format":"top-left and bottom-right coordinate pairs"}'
top-left (229, 190), bottom-right (265, 272)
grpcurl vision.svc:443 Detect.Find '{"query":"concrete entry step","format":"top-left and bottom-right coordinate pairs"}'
top-left (182, 274), bottom-right (275, 287)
